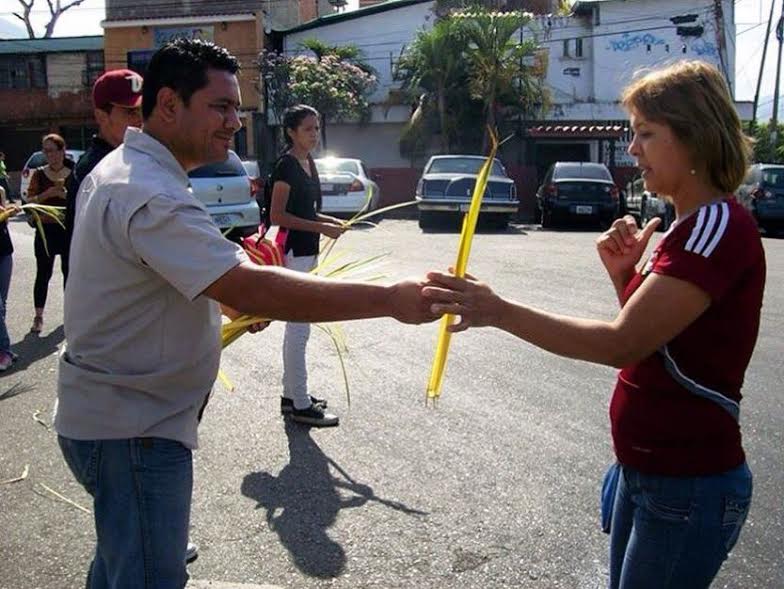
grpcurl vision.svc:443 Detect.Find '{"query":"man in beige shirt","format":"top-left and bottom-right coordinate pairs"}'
top-left (56, 39), bottom-right (444, 588)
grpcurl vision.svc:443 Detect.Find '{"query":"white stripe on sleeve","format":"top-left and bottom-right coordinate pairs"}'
top-left (685, 207), bottom-right (707, 252)
top-left (700, 202), bottom-right (730, 258)
top-left (692, 204), bottom-right (718, 255)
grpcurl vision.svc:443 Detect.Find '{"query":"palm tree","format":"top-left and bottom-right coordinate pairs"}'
top-left (394, 19), bottom-right (466, 153)
top-left (457, 11), bottom-right (546, 149)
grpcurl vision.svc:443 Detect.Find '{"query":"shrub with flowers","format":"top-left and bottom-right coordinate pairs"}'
top-left (260, 49), bottom-right (378, 145)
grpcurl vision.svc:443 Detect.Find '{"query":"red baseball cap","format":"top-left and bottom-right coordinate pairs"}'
top-left (92, 69), bottom-right (143, 110)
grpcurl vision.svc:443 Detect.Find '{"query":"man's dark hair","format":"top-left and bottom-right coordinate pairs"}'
top-left (142, 38), bottom-right (240, 119)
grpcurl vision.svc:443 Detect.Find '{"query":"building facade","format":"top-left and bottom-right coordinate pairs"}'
top-left (279, 0), bottom-right (748, 217)
top-left (0, 36), bottom-right (104, 192)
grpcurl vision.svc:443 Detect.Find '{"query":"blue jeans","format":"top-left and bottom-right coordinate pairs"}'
top-left (0, 254), bottom-right (12, 353)
top-left (609, 462), bottom-right (752, 589)
top-left (58, 436), bottom-right (193, 589)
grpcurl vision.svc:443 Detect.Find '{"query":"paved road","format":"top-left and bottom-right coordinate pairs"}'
top-left (1, 218), bottom-right (782, 588)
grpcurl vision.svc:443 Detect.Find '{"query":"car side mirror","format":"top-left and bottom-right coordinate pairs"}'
top-left (371, 173), bottom-right (382, 182)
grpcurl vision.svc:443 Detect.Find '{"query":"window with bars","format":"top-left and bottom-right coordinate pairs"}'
top-left (0, 54), bottom-right (46, 89)
top-left (84, 51), bottom-right (105, 87)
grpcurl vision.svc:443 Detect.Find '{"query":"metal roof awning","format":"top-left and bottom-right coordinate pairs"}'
top-left (526, 124), bottom-right (627, 139)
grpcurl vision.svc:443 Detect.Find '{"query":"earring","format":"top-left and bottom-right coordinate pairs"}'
top-left (690, 169), bottom-right (696, 175)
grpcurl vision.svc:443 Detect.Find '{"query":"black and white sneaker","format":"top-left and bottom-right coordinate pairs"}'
top-left (280, 395), bottom-right (327, 415)
top-left (290, 403), bottom-right (339, 427)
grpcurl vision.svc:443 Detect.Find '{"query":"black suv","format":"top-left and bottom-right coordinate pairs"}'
top-left (536, 162), bottom-right (620, 228)
top-left (736, 164), bottom-right (784, 235)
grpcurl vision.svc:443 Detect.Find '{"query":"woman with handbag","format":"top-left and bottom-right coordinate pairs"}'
top-left (26, 133), bottom-right (73, 334)
top-left (269, 104), bottom-right (347, 427)
top-left (424, 61), bottom-right (764, 588)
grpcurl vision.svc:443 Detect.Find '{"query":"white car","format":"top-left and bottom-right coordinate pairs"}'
top-left (20, 149), bottom-right (84, 202)
top-left (189, 150), bottom-right (260, 239)
top-left (314, 157), bottom-right (380, 215)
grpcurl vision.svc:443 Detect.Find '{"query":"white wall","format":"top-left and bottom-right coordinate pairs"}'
top-left (284, 1), bottom-right (436, 113)
top-left (314, 121), bottom-right (410, 167)
top-left (590, 0), bottom-right (733, 102)
top-left (530, 14), bottom-right (594, 106)
top-left (46, 53), bottom-right (87, 98)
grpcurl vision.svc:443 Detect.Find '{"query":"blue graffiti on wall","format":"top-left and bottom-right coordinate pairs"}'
top-left (690, 40), bottom-right (718, 57)
top-left (608, 33), bottom-right (666, 52)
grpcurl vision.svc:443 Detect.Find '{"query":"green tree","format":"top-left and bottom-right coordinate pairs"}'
top-left (260, 49), bottom-right (378, 149)
top-left (394, 18), bottom-right (466, 153)
top-left (456, 10), bottom-right (548, 150)
top-left (749, 122), bottom-right (784, 164)
top-left (394, 8), bottom-right (548, 158)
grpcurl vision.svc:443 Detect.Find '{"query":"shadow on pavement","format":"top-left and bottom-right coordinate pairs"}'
top-left (7, 325), bottom-right (65, 374)
top-left (241, 419), bottom-right (427, 579)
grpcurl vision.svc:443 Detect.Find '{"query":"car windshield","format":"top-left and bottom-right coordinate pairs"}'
top-left (555, 163), bottom-right (612, 181)
top-left (427, 157), bottom-right (506, 176)
top-left (189, 153), bottom-right (245, 178)
top-left (315, 159), bottom-right (360, 175)
top-left (762, 167), bottom-right (784, 187)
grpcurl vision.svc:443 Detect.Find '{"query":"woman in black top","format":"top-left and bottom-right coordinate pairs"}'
top-left (270, 105), bottom-right (346, 427)
top-left (26, 133), bottom-right (73, 334)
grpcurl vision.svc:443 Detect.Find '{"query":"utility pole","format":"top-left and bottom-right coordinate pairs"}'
top-left (771, 0), bottom-right (784, 145)
top-left (751, 0), bottom-right (777, 128)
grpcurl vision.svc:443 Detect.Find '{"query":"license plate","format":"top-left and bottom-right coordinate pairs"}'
top-left (322, 183), bottom-right (334, 192)
top-left (459, 203), bottom-right (471, 212)
top-left (211, 213), bottom-right (240, 227)
top-left (575, 205), bottom-right (593, 215)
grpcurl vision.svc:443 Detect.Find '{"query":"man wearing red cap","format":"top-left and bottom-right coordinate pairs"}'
top-left (66, 69), bottom-right (143, 244)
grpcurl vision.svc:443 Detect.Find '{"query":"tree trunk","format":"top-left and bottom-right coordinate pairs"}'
top-left (437, 83), bottom-right (448, 154)
top-left (321, 116), bottom-right (328, 150)
top-left (484, 87), bottom-right (497, 153)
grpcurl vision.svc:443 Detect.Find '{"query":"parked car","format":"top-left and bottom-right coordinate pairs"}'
top-left (241, 159), bottom-right (263, 207)
top-left (415, 155), bottom-right (518, 229)
top-left (20, 149), bottom-right (84, 202)
top-left (535, 162), bottom-right (619, 228)
top-left (623, 174), bottom-right (673, 231)
top-left (736, 163), bottom-right (784, 234)
top-left (189, 150), bottom-right (260, 239)
top-left (313, 157), bottom-right (380, 215)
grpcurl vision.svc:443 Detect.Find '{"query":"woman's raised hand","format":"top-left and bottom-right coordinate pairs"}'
top-left (596, 215), bottom-right (661, 282)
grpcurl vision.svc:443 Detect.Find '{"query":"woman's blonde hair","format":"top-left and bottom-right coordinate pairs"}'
top-left (621, 60), bottom-right (752, 193)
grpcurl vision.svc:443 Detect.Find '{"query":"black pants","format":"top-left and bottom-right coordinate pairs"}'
top-left (33, 223), bottom-right (69, 309)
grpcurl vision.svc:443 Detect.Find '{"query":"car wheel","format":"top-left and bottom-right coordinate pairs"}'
top-left (418, 211), bottom-right (434, 230)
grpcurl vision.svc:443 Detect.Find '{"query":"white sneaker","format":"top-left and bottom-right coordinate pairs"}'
top-left (185, 541), bottom-right (198, 564)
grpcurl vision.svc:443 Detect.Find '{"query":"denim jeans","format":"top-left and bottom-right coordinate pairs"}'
top-left (282, 253), bottom-right (317, 410)
top-left (58, 436), bottom-right (193, 589)
top-left (609, 462), bottom-right (752, 589)
top-left (0, 254), bottom-right (12, 353)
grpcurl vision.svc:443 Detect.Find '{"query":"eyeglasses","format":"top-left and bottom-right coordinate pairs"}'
top-left (42, 147), bottom-right (62, 154)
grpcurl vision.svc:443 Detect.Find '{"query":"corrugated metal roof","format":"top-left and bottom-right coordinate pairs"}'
top-left (0, 35), bottom-right (103, 55)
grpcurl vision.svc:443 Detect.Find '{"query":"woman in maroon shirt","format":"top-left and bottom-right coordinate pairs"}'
top-left (425, 61), bottom-right (763, 588)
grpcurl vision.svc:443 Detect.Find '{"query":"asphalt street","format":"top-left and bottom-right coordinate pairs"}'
top-left (0, 217), bottom-right (782, 588)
